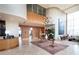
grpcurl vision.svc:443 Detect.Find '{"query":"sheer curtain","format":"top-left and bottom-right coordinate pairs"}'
top-left (67, 11), bottom-right (79, 36)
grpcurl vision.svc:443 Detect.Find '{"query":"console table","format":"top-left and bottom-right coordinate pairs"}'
top-left (0, 38), bottom-right (19, 51)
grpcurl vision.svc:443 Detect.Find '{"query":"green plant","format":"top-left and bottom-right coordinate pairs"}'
top-left (46, 29), bottom-right (55, 47)
top-left (47, 29), bottom-right (55, 40)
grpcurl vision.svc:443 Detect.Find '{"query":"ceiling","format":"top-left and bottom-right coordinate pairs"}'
top-left (39, 4), bottom-right (79, 13)
top-left (0, 12), bottom-right (25, 23)
top-left (39, 4), bottom-right (75, 11)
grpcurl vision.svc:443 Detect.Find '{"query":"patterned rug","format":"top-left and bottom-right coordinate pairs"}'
top-left (32, 40), bottom-right (68, 54)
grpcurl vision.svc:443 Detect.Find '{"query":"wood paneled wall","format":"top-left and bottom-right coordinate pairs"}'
top-left (20, 11), bottom-right (46, 43)
top-left (20, 25), bottom-right (44, 41)
top-left (27, 11), bottom-right (46, 24)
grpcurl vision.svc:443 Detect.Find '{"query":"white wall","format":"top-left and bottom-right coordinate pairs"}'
top-left (47, 8), bottom-right (66, 39)
top-left (6, 20), bottom-right (19, 37)
top-left (0, 4), bottom-right (27, 37)
top-left (0, 4), bottom-right (26, 19)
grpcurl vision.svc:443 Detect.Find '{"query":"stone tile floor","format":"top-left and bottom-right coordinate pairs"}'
top-left (0, 40), bottom-right (79, 55)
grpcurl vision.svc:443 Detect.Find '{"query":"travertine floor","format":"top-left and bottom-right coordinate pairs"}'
top-left (0, 40), bottom-right (79, 55)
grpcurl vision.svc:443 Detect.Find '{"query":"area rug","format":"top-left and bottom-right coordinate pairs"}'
top-left (32, 40), bottom-right (68, 54)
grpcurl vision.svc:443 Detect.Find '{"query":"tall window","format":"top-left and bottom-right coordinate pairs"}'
top-left (58, 19), bottom-right (64, 35)
top-left (67, 11), bottom-right (79, 36)
top-left (27, 4), bottom-right (46, 16)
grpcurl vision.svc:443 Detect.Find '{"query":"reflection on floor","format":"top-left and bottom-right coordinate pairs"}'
top-left (0, 40), bottom-right (79, 55)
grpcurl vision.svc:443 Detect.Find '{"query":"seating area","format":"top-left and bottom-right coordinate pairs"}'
top-left (60, 35), bottom-right (79, 41)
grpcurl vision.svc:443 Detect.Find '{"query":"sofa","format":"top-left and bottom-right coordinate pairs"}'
top-left (68, 36), bottom-right (79, 41)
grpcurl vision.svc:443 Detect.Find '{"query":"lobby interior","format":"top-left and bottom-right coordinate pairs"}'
top-left (0, 4), bottom-right (79, 55)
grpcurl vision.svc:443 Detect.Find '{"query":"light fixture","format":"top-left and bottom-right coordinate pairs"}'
top-left (5, 30), bottom-right (10, 35)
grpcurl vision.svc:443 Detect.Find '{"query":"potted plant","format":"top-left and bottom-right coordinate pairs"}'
top-left (47, 29), bottom-right (55, 47)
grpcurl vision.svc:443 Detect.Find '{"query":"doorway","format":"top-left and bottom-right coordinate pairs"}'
top-left (29, 27), bottom-right (33, 43)
top-left (18, 27), bottom-right (23, 47)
